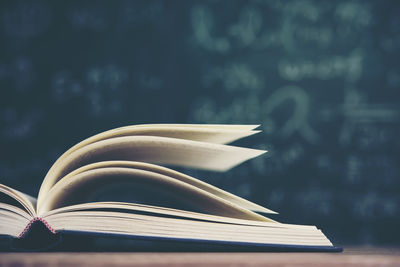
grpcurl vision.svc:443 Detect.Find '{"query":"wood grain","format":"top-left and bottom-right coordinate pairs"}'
top-left (0, 247), bottom-right (399, 266)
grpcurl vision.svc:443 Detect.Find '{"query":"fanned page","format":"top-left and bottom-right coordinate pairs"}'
top-left (55, 161), bottom-right (275, 214)
top-left (43, 202), bottom-right (296, 229)
top-left (37, 124), bottom-right (266, 208)
top-left (38, 165), bottom-right (273, 221)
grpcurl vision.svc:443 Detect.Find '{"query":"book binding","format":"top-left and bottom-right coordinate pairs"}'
top-left (11, 217), bottom-right (61, 251)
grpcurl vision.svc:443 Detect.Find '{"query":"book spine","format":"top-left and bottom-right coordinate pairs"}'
top-left (18, 217), bottom-right (56, 238)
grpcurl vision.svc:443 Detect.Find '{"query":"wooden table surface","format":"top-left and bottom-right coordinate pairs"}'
top-left (1, 247), bottom-right (399, 266)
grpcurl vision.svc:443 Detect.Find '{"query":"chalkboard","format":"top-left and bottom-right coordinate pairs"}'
top-left (0, 0), bottom-right (399, 245)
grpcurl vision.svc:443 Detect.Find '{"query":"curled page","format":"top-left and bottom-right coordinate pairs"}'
top-left (38, 136), bottom-right (266, 205)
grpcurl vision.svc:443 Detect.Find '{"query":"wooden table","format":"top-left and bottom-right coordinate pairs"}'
top-left (1, 247), bottom-right (399, 266)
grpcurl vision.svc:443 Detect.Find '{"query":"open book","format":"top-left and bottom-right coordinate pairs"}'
top-left (0, 124), bottom-right (340, 251)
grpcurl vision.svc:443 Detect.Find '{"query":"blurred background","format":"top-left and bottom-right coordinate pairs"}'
top-left (0, 0), bottom-right (399, 246)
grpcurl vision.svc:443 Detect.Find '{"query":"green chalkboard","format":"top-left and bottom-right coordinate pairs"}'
top-left (0, 0), bottom-right (399, 245)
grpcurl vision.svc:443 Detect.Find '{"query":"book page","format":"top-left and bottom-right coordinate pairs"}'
top-left (57, 161), bottom-right (276, 214)
top-left (43, 202), bottom-right (318, 230)
top-left (43, 210), bottom-right (332, 246)
top-left (0, 184), bottom-right (36, 216)
top-left (0, 208), bottom-right (30, 237)
top-left (38, 135), bottom-right (266, 205)
top-left (38, 124), bottom-right (261, 203)
top-left (37, 167), bottom-right (272, 222)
